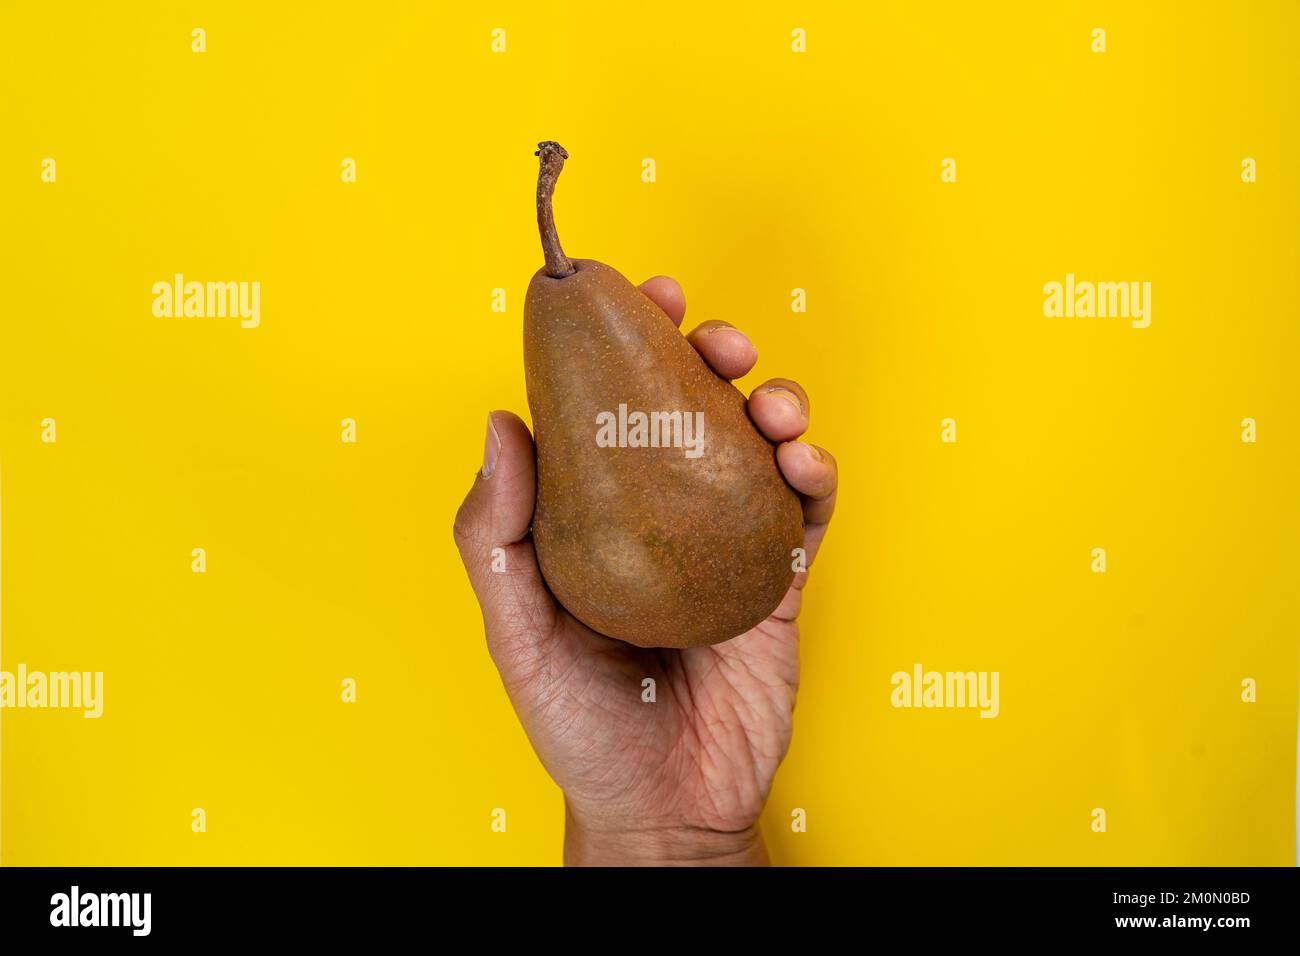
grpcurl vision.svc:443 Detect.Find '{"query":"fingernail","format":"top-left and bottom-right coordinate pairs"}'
top-left (705, 322), bottom-right (748, 344)
top-left (803, 442), bottom-right (823, 462)
top-left (766, 386), bottom-right (804, 414)
top-left (482, 414), bottom-right (501, 478)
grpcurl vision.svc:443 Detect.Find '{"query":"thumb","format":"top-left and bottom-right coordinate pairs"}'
top-left (453, 411), bottom-right (557, 653)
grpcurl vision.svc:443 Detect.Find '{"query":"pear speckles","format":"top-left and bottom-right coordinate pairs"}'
top-left (523, 145), bottom-right (803, 648)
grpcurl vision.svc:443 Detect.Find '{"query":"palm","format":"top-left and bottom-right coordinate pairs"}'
top-left (502, 567), bottom-right (802, 834)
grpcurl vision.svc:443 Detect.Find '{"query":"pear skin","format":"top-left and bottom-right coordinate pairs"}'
top-left (523, 142), bottom-right (803, 648)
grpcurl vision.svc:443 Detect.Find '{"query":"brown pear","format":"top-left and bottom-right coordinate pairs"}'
top-left (523, 142), bottom-right (803, 648)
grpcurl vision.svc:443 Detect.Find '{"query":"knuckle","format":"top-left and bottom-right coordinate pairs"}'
top-left (452, 502), bottom-right (480, 550)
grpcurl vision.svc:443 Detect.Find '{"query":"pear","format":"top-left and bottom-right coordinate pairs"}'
top-left (523, 142), bottom-right (803, 648)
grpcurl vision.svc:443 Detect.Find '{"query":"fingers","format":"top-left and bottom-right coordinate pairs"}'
top-left (778, 441), bottom-right (836, 515)
top-left (453, 411), bottom-right (558, 645)
top-left (685, 320), bottom-right (758, 380)
top-left (640, 275), bottom-right (759, 381)
top-left (777, 441), bottom-right (838, 564)
top-left (455, 411), bottom-right (537, 548)
top-left (747, 378), bottom-right (809, 443)
top-left (639, 272), bottom-right (837, 570)
top-left (638, 275), bottom-right (686, 326)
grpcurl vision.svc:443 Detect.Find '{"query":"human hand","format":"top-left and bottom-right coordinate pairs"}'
top-left (453, 275), bottom-right (837, 865)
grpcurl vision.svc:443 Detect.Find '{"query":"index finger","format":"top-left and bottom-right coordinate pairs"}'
top-left (638, 275), bottom-right (686, 326)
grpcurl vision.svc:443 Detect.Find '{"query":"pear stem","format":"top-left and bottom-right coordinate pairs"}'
top-left (535, 141), bottom-right (576, 278)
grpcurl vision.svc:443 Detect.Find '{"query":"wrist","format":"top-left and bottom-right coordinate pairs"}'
top-left (563, 802), bottom-right (769, 867)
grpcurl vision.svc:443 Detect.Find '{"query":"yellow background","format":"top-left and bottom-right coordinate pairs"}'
top-left (1, 1), bottom-right (1296, 865)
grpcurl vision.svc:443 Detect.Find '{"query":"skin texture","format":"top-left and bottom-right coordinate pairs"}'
top-left (454, 276), bottom-right (838, 865)
top-left (524, 258), bottom-right (804, 647)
